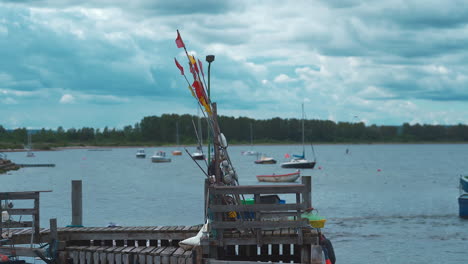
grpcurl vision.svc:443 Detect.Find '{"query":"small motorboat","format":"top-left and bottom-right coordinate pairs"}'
top-left (191, 152), bottom-right (205, 160)
top-left (151, 151), bottom-right (171, 163)
top-left (256, 170), bottom-right (300, 182)
top-left (191, 146), bottom-right (204, 160)
top-left (136, 148), bottom-right (146, 158)
top-left (172, 150), bottom-right (182, 156)
top-left (254, 155), bottom-right (277, 164)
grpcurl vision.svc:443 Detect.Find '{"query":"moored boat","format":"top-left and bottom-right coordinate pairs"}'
top-left (136, 148), bottom-right (146, 158)
top-left (459, 194), bottom-right (468, 218)
top-left (191, 151), bottom-right (205, 160)
top-left (281, 159), bottom-right (316, 169)
top-left (172, 150), bottom-right (182, 156)
top-left (254, 155), bottom-right (277, 164)
top-left (280, 104), bottom-right (316, 169)
top-left (256, 170), bottom-right (300, 182)
top-left (151, 151), bottom-right (171, 163)
top-left (460, 175), bottom-right (468, 193)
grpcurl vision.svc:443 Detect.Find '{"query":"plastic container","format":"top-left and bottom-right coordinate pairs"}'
top-left (301, 210), bottom-right (327, 228)
top-left (240, 199), bottom-right (255, 219)
top-left (257, 195), bottom-right (280, 204)
top-left (241, 198), bottom-right (255, 205)
top-left (459, 194), bottom-right (468, 218)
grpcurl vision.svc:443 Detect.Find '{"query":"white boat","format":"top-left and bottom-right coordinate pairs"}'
top-left (136, 148), bottom-right (146, 158)
top-left (191, 114), bottom-right (205, 160)
top-left (242, 123), bottom-right (258, 156)
top-left (254, 154), bottom-right (277, 164)
top-left (281, 104), bottom-right (316, 169)
top-left (191, 147), bottom-right (205, 160)
top-left (151, 151), bottom-right (171, 163)
top-left (256, 170), bottom-right (301, 182)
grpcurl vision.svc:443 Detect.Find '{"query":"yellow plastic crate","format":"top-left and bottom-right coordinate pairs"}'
top-left (301, 210), bottom-right (326, 228)
top-left (309, 218), bottom-right (326, 228)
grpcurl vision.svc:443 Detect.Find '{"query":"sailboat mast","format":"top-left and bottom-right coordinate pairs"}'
top-left (302, 103), bottom-right (305, 156)
top-left (250, 123), bottom-right (253, 147)
top-left (176, 121), bottom-right (180, 146)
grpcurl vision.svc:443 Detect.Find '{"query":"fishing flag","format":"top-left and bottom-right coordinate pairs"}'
top-left (192, 80), bottom-right (211, 114)
top-left (189, 55), bottom-right (196, 65)
top-left (187, 85), bottom-right (196, 98)
top-left (198, 59), bottom-right (205, 77)
top-left (174, 58), bottom-right (184, 75)
top-left (175, 31), bottom-right (185, 48)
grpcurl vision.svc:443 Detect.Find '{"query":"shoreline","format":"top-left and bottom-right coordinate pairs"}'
top-left (1, 141), bottom-right (468, 153)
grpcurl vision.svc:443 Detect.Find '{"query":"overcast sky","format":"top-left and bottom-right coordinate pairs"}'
top-left (1, 0), bottom-right (468, 129)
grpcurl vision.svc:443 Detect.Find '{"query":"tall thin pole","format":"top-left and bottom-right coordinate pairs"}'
top-left (206, 55), bottom-right (215, 167)
top-left (302, 103), bottom-right (305, 157)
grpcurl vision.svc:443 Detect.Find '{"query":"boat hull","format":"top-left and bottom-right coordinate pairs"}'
top-left (151, 158), bottom-right (171, 163)
top-left (256, 171), bottom-right (300, 182)
top-left (255, 159), bottom-right (277, 164)
top-left (459, 194), bottom-right (468, 218)
top-left (136, 154), bottom-right (146, 158)
top-left (172, 151), bottom-right (182, 156)
top-left (281, 160), bottom-right (316, 169)
top-left (192, 153), bottom-right (205, 160)
top-left (460, 176), bottom-right (468, 193)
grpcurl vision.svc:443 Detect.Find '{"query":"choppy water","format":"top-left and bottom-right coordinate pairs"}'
top-left (2, 144), bottom-right (467, 263)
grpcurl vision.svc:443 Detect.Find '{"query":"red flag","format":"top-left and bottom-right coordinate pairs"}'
top-left (175, 31), bottom-right (185, 48)
top-left (189, 63), bottom-right (197, 80)
top-left (193, 60), bottom-right (199, 74)
top-left (192, 80), bottom-right (204, 100)
top-left (174, 58), bottom-right (184, 75)
top-left (198, 59), bottom-right (205, 77)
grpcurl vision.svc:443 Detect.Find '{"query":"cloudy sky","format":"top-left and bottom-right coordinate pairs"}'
top-left (1, 0), bottom-right (468, 129)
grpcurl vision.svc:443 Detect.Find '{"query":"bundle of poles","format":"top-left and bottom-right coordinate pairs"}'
top-left (173, 30), bottom-right (239, 188)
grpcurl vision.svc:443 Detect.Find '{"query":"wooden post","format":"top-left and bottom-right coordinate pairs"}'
top-left (302, 176), bottom-right (312, 208)
top-left (71, 180), bottom-right (83, 227)
top-left (34, 192), bottom-right (40, 243)
top-left (50, 218), bottom-right (57, 260)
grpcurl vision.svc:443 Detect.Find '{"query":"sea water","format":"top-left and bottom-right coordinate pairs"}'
top-left (1, 144), bottom-right (467, 263)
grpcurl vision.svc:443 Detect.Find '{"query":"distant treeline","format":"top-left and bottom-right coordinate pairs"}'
top-left (1, 114), bottom-right (468, 149)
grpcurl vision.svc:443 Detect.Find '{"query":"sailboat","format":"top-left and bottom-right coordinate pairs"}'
top-left (172, 121), bottom-right (182, 156)
top-left (191, 114), bottom-right (205, 160)
top-left (26, 132), bottom-right (35, 157)
top-left (281, 103), bottom-right (316, 169)
top-left (242, 123), bottom-right (258, 156)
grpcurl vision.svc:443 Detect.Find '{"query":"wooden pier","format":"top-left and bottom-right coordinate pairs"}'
top-left (1, 176), bottom-right (325, 264)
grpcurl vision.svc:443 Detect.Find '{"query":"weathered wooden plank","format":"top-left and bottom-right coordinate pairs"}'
top-left (209, 203), bottom-right (306, 212)
top-left (211, 220), bottom-right (308, 229)
top-left (207, 235), bottom-right (317, 246)
top-left (122, 246), bottom-right (136, 264)
top-left (151, 246), bottom-right (167, 264)
top-left (161, 247), bottom-right (178, 264)
top-left (209, 185), bottom-right (306, 195)
top-left (205, 260), bottom-right (302, 264)
top-left (5, 208), bottom-right (36, 215)
top-left (183, 250), bottom-right (193, 264)
top-left (171, 247), bottom-right (186, 264)
top-left (0, 192), bottom-right (40, 200)
top-left (2, 221), bottom-right (33, 228)
top-left (0, 246), bottom-right (46, 258)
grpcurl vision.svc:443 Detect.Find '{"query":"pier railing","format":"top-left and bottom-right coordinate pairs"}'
top-left (204, 176), bottom-right (319, 263)
top-left (0, 191), bottom-right (50, 243)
